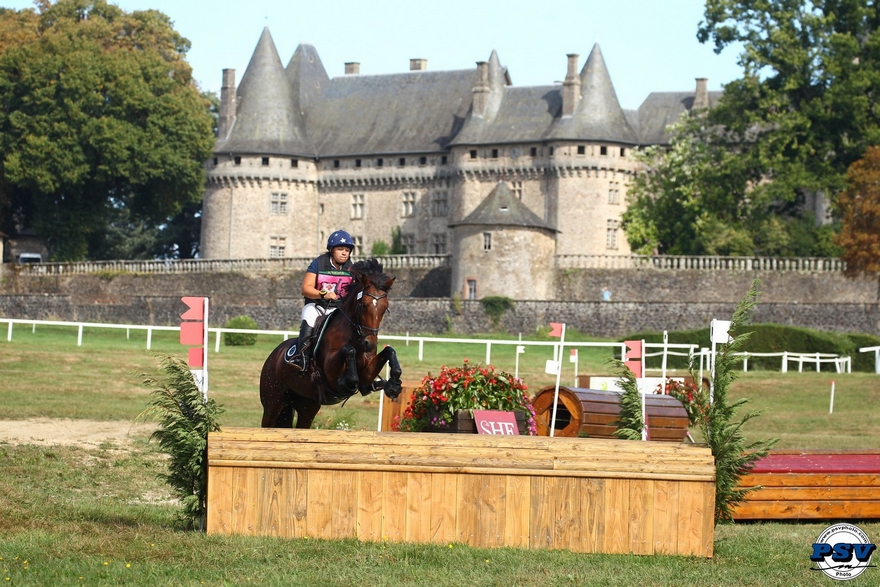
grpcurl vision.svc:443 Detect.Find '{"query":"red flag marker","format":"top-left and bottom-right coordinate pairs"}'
top-left (549, 322), bottom-right (563, 337)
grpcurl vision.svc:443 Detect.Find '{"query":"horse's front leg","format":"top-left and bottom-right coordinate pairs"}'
top-left (335, 344), bottom-right (359, 396)
top-left (361, 345), bottom-right (403, 399)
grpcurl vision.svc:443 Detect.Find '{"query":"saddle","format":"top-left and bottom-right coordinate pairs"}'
top-left (283, 312), bottom-right (349, 404)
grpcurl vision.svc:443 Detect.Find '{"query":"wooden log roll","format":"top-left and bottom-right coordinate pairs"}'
top-left (532, 386), bottom-right (689, 442)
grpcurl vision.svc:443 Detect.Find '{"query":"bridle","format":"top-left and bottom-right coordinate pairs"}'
top-left (345, 288), bottom-right (387, 339)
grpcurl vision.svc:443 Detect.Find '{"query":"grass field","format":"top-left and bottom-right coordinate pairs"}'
top-left (1, 325), bottom-right (879, 586)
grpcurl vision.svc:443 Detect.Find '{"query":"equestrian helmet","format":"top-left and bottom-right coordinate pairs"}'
top-left (326, 230), bottom-right (354, 250)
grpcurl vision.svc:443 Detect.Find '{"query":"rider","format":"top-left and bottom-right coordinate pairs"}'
top-left (289, 230), bottom-right (355, 371)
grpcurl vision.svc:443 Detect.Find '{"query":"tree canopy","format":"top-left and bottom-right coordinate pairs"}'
top-left (624, 0), bottom-right (879, 257)
top-left (0, 0), bottom-right (215, 260)
top-left (837, 146), bottom-right (880, 276)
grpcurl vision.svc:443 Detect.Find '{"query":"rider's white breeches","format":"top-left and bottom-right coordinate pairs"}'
top-left (301, 303), bottom-right (335, 327)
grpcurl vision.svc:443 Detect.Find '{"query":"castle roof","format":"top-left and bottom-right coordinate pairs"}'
top-left (449, 182), bottom-right (556, 231)
top-left (636, 90), bottom-right (724, 144)
top-left (307, 69), bottom-right (474, 157)
top-left (216, 30), bottom-right (719, 157)
top-left (217, 28), bottom-right (314, 157)
top-left (547, 44), bottom-right (638, 144)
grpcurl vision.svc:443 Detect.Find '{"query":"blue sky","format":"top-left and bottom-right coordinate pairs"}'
top-left (3, 0), bottom-right (744, 109)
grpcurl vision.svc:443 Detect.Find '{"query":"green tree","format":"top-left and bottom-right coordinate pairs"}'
top-left (625, 0), bottom-right (879, 256)
top-left (0, 0), bottom-right (214, 260)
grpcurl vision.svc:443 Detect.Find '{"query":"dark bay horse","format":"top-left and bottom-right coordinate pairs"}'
top-left (260, 258), bottom-right (403, 428)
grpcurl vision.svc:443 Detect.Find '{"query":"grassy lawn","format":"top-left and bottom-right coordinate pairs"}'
top-left (1, 325), bottom-right (879, 585)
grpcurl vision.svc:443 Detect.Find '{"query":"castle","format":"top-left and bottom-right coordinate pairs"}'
top-left (201, 28), bottom-right (720, 300)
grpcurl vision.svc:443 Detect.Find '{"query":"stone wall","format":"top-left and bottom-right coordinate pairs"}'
top-left (1, 265), bottom-right (877, 336)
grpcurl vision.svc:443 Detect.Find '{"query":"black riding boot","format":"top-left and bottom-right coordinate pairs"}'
top-left (290, 321), bottom-right (314, 372)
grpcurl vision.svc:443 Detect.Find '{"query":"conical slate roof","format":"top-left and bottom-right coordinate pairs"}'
top-left (548, 44), bottom-right (638, 143)
top-left (217, 28), bottom-right (314, 156)
top-left (450, 182), bottom-right (556, 231)
top-left (286, 43), bottom-right (330, 115)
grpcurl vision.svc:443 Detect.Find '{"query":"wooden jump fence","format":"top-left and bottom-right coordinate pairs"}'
top-left (207, 429), bottom-right (715, 557)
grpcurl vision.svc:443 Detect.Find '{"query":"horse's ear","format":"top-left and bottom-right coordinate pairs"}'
top-left (384, 276), bottom-right (395, 291)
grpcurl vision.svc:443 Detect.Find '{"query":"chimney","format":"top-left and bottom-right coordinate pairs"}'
top-left (693, 77), bottom-right (709, 111)
top-left (218, 68), bottom-right (236, 139)
top-left (410, 58), bottom-right (427, 71)
top-left (472, 61), bottom-right (490, 117)
top-left (345, 62), bottom-right (360, 75)
top-left (562, 53), bottom-right (581, 117)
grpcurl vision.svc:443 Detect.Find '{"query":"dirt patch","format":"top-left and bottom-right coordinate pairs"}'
top-left (0, 418), bottom-right (157, 448)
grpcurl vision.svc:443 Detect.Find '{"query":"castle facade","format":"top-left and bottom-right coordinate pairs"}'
top-left (201, 28), bottom-right (719, 300)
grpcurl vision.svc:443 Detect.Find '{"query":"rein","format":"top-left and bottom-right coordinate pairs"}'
top-left (342, 288), bottom-right (387, 340)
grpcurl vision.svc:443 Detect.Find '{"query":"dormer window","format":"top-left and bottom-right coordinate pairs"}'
top-left (234, 156), bottom-right (241, 166)
top-left (333, 160), bottom-right (340, 168)
top-left (262, 157), bottom-right (270, 166)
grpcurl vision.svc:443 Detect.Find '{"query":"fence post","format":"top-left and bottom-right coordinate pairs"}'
top-left (782, 351), bottom-right (788, 373)
top-left (147, 327), bottom-right (153, 350)
top-left (77, 324), bottom-right (83, 347)
top-left (816, 352), bottom-right (821, 373)
top-left (418, 339), bottom-right (424, 362)
top-left (215, 329), bottom-right (222, 353)
top-left (6, 320), bottom-right (11, 342)
top-left (485, 341), bottom-right (491, 365)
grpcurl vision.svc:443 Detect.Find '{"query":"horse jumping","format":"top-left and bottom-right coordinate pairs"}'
top-left (259, 259), bottom-right (403, 428)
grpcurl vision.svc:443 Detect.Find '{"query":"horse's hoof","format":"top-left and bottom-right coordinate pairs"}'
top-left (385, 380), bottom-right (402, 399)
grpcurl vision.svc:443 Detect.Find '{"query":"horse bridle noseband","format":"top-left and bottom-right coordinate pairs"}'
top-left (351, 289), bottom-right (387, 338)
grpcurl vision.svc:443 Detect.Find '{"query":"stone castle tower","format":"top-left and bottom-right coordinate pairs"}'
top-left (201, 28), bottom-right (718, 300)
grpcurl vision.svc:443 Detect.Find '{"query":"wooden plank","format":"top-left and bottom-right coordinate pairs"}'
top-left (284, 469), bottom-right (308, 539)
top-left (700, 482), bottom-right (715, 558)
top-left (504, 475), bottom-right (530, 549)
top-left (676, 481), bottom-right (711, 556)
top-left (742, 486), bottom-right (880, 501)
top-left (740, 473), bottom-right (880, 488)
top-left (382, 472), bottom-right (407, 542)
top-left (428, 473), bottom-right (457, 544)
top-left (206, 466), bottom-right (233, 535)
top-left (230, 467), bottom-right (252, 536)
top-left (259, 468), bottom-right (284, 536)
top-left (733, 500), bottom-right (880, 520)
top-left (330, 470), bottom-right (357, 539)
top-left (455, 474), bottom-right (479, 545)
top-left (628, 479), bottom-right (654, 555)
top-left (355, 471), bottom-right (383, 542)
top-left (651, 480), bottom-right (680, 555)
top-left (572, 477), bottom-right (604, 554)
top-left (476, 474), bottom-right (506, 548)
top-left (405, 472), bottom-right (432, 543)
top-left (602, 478), bottom-right (630, 554)
top-left (306, 469), bottom-right (333, 539)
top-left (552, 477), bottom-right (579, 551)
top-left (529, 476), bottom-right (553, 549)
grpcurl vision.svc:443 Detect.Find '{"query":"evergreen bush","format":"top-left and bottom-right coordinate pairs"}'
top-left (223, 315), bottom-right (258, 346)
top-left (136, 354), bottom-right (224, 530)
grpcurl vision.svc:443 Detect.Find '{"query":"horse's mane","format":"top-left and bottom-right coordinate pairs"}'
top-left (349, 258), bottom-right (394, 292)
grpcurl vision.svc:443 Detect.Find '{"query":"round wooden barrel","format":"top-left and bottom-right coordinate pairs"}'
top-left (532, 386), bottom-right (689, 441)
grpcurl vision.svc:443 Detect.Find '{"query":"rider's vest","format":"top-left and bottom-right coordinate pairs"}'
top-left (304, 253), bottom-right (353, 308)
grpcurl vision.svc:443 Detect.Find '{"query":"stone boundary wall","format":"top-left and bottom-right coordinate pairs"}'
top-left (0, 267), bottom-right (877, 337)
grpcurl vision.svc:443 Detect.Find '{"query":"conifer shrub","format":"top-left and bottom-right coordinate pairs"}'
top-left (136, 354), bottom-right (224, 530)
top-left (223, 315), bottom-right (258, 346)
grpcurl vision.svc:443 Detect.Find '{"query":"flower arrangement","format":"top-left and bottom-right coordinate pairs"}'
top-left (394, 360), bottom-right (537, 435)
top-left (655, 378), bottom-right (707, 427)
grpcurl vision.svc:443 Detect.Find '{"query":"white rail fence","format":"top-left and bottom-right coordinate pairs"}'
top-left (0, 318), bottom-right (856, 375)
top-left (8, 254), bottom-right (845, 276)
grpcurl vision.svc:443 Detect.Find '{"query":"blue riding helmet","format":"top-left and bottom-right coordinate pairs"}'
top-left (327, 230), bottom-right (354, 250)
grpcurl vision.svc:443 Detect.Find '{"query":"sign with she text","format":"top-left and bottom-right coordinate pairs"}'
top-left (473, 410), bottom-right (520, 435)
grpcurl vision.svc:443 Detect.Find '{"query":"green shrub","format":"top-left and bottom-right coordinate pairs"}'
top-left (223, 315), bottom-right (258, 346)
top-left (480, 296), bottom-right (514, 328)
top-left (846, 333), bottom-right (880, 372)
